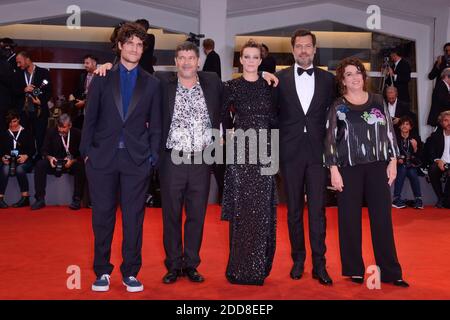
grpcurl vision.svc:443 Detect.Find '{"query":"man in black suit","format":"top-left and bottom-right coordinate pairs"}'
top-left (258, 43), bottom-right (277, 74)
top-left (155, 41), bottom-right (223, 284)
top-left (0, 59), bottom-right (14, 130)
top-left (136, 19), bottom-right (155, 74)
top-left (80, 22), bottom-right (161, 293)
top-left (428, 42), bottom-right (450, 80)
top-left (384, 86), bottom-right (418, 135)
top-left (72, 54), bottom-right (97, 129)
top-left (31, 113), bottom-right (84, 211)
top-left (424, 111), bottom-right (450, 208)
top-left (202, 38), bottom-right (221, 79)
top-left (13, 51), bottom-right (52, 159)
top-left (275, 29), bottom-right (335, 285)
top-left (0, 38), bottom-right (19, 73)
top-left (427, 68), bottom-right (450, 127)
top-left (385, 49), bottom-right (411, 103)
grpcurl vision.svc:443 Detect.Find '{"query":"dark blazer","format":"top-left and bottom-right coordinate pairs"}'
top-left (258, 56), bottom-right (277, 74)
top-left (386, 59), bottom-right (411, 102)
top-left (0, 59), bottom-right (14, 111)
top-left (154, 71), bottom-right (223, 153)
top-left (391, 99), bottom-right (411, 119)
top-left (74, 72), bottom-right (88, 100)
top-left (0, 126), bottom-right (35, 157)
top-left (13, 65), bottom-right (52, 115)
top-left (424, 129), bottom-right (447, 165)
top-left (80, 64), bottom-right (162, 169)
top-left (202, 51), bottom-right (222, 79)
top-left (139, 33), bottom-right (155, 74)
top-left (275, 65), bottom-right (336, 163)
top-left (428, 57), bottom-right (449, 80)
top-left (41, 127), bottom-right (81, 160)
top-left (427, 79), bottom-right (450, 127)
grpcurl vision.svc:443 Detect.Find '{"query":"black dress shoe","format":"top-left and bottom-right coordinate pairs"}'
top-left (312, 269), bottom-right (333, 286)
top-left (392, 279), bottom-right (410, 288)
top-left (162, 270), bottom-right (182, 284)
top-left (69, 198), bottom-right (81, 210)
top-left (0, 198), bottom-right (8, 209)
top-left (31, 199), bottom-right (46, 210)
top-left (350, 276), bottom-right (364, 284)
top-left (290, 263), bottom-right (304, 280)
top-left (12, 196), bottom-right (30, 208)
top-left (183, 268), bottom-right (205, 283)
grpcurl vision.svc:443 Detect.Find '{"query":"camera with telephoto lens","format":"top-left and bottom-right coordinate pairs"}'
top-left (6, 149), bottom-right (19, 177)
top-left (186, 32), bottom-right (205, 47)
top-left (54, 159), bottom-right (67, 177)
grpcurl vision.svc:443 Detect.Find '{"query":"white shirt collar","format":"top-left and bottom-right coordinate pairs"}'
top-left (394, 58), bottom-right (402, 67)
top-left (388, 98), bottom-right (398, 107)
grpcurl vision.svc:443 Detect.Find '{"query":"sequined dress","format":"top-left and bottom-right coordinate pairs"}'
top-left (221, 76), bottom-right (277, 285)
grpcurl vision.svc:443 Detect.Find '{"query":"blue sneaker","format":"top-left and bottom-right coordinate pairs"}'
top-left (92, 274), bottom-right (110, 292)
top-left (123, 276), bottom-right (144, 292)
top-left (392, 198), bottom-right (407, 209)
top-left (414, 198), bottom-right (424, 209)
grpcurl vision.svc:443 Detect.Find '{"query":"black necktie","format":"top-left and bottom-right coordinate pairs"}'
top-left (297, 67), bottom-right (314, 76)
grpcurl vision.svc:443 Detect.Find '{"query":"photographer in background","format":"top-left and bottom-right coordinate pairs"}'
top-left (392, 116), bottom-right (424, 209)
top-left (13, 51), bottom-right (52, 159)
top-left (428, 43), bottom-right (450, 81)
top-left (72, 54), bottom-right (98, 129)
top-left (0, 37), bottom-right (19, 72)
top-left (424, 110), bottom-right (450, 208)
top-left (427, 67), bottom-right (450, 127)
top-left (0, 110), bottom-right (35, 208)
top-left (32, 114), bottom-right (85, 211)
top-left (384, 48), bottom-right (411, 103)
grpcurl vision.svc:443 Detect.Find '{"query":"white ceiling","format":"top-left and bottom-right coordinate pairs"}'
top-left (120, 0), bottom-right (449, 19)
top-left (0, 0), bottom-right (448, 22)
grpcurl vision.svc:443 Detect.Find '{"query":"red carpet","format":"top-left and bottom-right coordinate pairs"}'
top-left (0, 204), bottom-right (449, 300)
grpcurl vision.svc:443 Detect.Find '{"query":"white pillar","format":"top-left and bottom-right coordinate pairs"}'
top-left (199, 0), bottom-right (234, 80)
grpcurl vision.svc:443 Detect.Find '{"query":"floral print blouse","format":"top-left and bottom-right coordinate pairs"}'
top-left (324, 93), bottom-right (399, 167)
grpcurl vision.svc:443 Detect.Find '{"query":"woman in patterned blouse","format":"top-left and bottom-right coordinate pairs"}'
top-left (324, 57), bottom-right (409, 287)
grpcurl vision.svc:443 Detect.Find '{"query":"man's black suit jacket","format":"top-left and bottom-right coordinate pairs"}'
top-left (154, 71), bottom-right (223, 153)
top-left (424, 129), bottom-right (447, 165)
top-left (427, 79), bottom-right (450, 127)
top-left (42, 127), bottom-right (81, 160)
top-left (202, 51), bottom-right (222, 79)
top-left (386, 59), bottom-right (411, 102)
top-left (275, 65), bottom-right (336, 164)
top-left (80, 64), bottom-right (162, 169)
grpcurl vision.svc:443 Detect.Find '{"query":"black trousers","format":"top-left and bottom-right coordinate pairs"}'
top-left (20, 110), bottom-right (47, 157)
top-left (86, 149), bottom-right (150, 278)
top-left (337, 162), bottom-right (402, 282)
top-left (428, 163), bottom-right (450, 204)
top-left (280, 137), bottom-right (327, 271)
top-left (34, 159), bottom-right (85, 200)
top-left (159, 150), bottom-right (211, 271)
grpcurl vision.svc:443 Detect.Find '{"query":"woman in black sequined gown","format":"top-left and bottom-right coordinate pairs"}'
top-left (221, 40), bottom-right (277, 285)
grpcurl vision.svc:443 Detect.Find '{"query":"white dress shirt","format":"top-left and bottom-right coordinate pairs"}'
top-left (388, 98), bottom-right (398, 118)
top-left (294, 63), bottom-right (315, 116)
top-left (442, 132), bottom-right (450, 163)
top-left (393, 58), bottom-right (401, 81)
